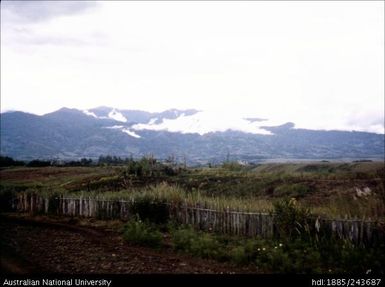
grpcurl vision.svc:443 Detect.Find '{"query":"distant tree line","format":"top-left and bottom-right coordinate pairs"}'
top-left (26, 160), bottom-right (52, 167)
top-left (0, 155), bottom-right (185, 175)
top-left (97, 155), bottom-right (132, 165)
top-left (0, 156), bottom-right (25, 167)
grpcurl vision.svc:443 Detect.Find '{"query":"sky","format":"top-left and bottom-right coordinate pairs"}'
top-left (1, 1), bottom-right (384, 134)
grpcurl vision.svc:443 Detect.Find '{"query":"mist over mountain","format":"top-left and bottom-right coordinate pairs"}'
top-left (1, 107), bottom-right (384, 164)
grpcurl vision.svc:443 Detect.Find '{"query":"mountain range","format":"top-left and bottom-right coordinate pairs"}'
top-left (1, 107), bottom-right (384, 164)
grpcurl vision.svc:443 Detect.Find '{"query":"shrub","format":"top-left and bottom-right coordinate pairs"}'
top-left (171, 225), bottom-right (196, 251)
top-left (273, 198), bottom-right (312, 240)
top-left (130, 196), bottom-right (169, 224)
top-left (0, 189), bottom-right (16, 212)
top-left (268, 247), bottom-right (292, 273)
top-left (229, 238), bottom-right (263, 265)
top-left (123, 218), bottom-right (163, 248)
top-left (273, 183), bottom-right (314, 198)
top-left (190, 233), bottom-right (223, 259)
top-left (230, 246), bottom-right (248, 265)
top-left (170, 226), bottom-right (224, 259)
top-left (254, 245), bottom-right (284, 272)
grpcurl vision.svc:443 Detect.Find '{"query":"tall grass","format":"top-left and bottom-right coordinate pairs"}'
top-left (76, 182), bottom-right (384, 219)
top-left (2, 161), bottom-right (383, 219)
top-left (5, 179), bottom-right (384, 219)
top-left (310, 194), bottom-right (385, 220)
top-left (81, 182), bottom-right (274, 213)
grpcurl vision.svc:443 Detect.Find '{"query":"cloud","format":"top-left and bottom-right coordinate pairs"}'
top-left (1, 1), bottom-right (105, 48)
top-left (132, 111), bottom-right (274, 135)
top-left (5, 28), bottom-right (105, 47)
top-left (131, 108), bottom-right (385, 135)
top-left (1, 1), bottom-right (98, 23)
top-left (0, 1), bottom-right (383, 135)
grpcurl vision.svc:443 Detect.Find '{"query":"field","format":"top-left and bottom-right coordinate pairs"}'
top-left (1, 161), bottom-right (384, 274)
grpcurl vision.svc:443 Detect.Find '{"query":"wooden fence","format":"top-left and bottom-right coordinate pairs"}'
top-left (11, 193), bottom-right (384, 246)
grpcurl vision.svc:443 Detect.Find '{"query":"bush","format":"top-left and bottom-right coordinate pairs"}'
top-left (273, 198), bottom-right (312, 240)
top-left (229, 238), bottom-right (262, 265)
top-left (230, 245), bottom-right (248, 265)
top-left (171, 225), bottom-right (196, 250)
top-left (130, 196), bottom-right (169, 224)
top-left (273, 183), bottom-right (314, 198)
top-left (171, 226), bottom-right (224, 259)
top-left (268, 247), bottom-right (292, 273)
top-left (0, 189), bottom-right (16, 212)
top-left (123, 218), bottom-right (163, 248)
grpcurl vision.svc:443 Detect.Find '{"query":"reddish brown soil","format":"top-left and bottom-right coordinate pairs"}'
top-left (0, 213), bottom-right (260, 274)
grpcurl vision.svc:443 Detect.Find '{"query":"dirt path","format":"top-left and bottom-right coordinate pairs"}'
top-left (0, 213), bottom-right (260, 274)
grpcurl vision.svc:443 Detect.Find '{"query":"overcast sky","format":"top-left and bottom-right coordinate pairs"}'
top-left (1, 1), bottom-right (384, 133)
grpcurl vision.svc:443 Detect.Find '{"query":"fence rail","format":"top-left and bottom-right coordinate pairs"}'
top-left (11, 193), bottom-right (384, 246)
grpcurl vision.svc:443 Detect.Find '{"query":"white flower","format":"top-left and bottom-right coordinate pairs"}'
top-left (262, 248), bottom-right (266, 251)
top-left (279, 243), bottom-right (283, 247)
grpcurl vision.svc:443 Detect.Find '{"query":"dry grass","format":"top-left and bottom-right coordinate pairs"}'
top-left (78, 182), bottom-right (274, 213)
top-left (1, 162), bottom-right (384, 219)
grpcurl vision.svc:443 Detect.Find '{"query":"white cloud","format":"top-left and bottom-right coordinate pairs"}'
top-left (1, 1), bottom-right (383, 133)
top-left (83, 110), bottom-right (97, 118)
top-left (104, 125), bottom-right (124, 129)
top-left (1, 1), bottom-right (98, 23)
top-left (121, 128), bottom-right (141, 139)
top-left (132, 111), bottom-right (273, 135)
top-left (108, 109), bottom-right (127, 123)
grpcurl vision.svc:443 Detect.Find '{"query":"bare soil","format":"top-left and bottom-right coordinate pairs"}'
top-left (0, 213), bottom-right (260, 274)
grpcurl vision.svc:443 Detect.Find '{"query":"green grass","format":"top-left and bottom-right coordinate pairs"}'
top-left (170, 225), bottom-right (225, 260)
top-left (122, 217), bottom-right (385, 274)
top-left (123, 218), bottom-right (163, 248)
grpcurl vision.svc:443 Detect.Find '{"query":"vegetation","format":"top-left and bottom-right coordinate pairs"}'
top-left (130, 195), bottom-right (169, 225)
top-left (26, 160), bottom-right (52, 167)
top-left (123, 217), bottom-right (163, 248)
top-left (119, 201), bottom-right (385, 274)
top-left (0, 154), bottom-right (184, 169)
top-left (1, 159), bottom-right (384, 274)
top-left (0, 156), bottom-right (25, 167)
top-left (170, 225), bottom-right (225, 260)
top-left (273, 198), bottom-right (312, 240)
top-left (1, 159), bottom-right (384, 219)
